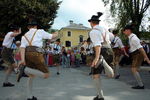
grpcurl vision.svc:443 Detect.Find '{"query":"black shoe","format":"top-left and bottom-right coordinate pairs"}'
top-left (93, 96), bottom-right (104, 100)
top-left (3, 82), bottom-right (15, 87)
top-left (115, 74), bottom-right (120, 79)
top-left (132, 85), bottom-right (145, 89)
top-left (89, 72), bottom-right (92, 76)
top-left (23, 73), bottom-right (28, 77)
top-left (17, 65), bottom-right (26, 82)
top-left (57, 72), bottom-right (60, 75)
top-left (27, 96), bottom-right (37, 100)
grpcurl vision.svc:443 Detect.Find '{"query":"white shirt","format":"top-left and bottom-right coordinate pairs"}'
top-left (2, 32), bottom-right (14, 48)
top-left (89, 25), bottom-right (111, 48)
top-left (51, 43), bottom-right (61, 54)
top-left (128, 33), bottom-right (142, 53)
top-left (85, 43), bottom-right (94, 54)
top-left (112, 36), bottom-right (124, 48)
top-left (21, 28), bottom-right (52, 48)
top-left (142, 44), bottom-right (150, 54)
top-left (109, 32), bottom-right (115, 42)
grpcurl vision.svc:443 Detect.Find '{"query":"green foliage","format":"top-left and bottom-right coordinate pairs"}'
top-left (0, 0), bottom-right (61, 33)
top-left (102, 0), bottom-right (150, 37)
top-left (48, 29), bottom-right (58, 33)
top-left (140, 32), bottom-right (150, 39)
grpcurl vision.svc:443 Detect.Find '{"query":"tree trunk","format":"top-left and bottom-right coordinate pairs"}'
top-left (132, 13), bottom-right (143, 38)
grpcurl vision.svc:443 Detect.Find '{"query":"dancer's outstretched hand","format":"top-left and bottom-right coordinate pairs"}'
top-left (144, 57), bottom-right (150, 65)
top-left (125, 53), bottom-right (129, 57)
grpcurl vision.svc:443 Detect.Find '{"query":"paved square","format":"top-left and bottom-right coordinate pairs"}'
top-left (0, 67), bottom-right (150, 100)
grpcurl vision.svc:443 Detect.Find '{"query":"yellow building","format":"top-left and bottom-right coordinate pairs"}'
top-left (59, 20), bottom-right (91, 48)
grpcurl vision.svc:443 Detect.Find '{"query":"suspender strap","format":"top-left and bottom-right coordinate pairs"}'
top-left (24, 30), bottom-right (38, 46)
top-left (129, 35), bottom-right (134, 42)
top-left (24, 36), bottom-right (31, 46)
top-left (115, 39), bottom-right (119, 44)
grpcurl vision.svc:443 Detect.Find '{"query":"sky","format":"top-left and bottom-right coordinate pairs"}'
top-left (52, 0), bottom-right (113, 29)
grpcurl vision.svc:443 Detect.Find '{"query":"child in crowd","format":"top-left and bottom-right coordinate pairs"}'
top-left (14, 41), bottom-right (21, 73)
top-left (70, 51), bottom-right (75, 67)
top-left (66, 49), bottom-right (71, 68)
top-left (48, 47), bottom-right (54, 67)
top-left (75, 51), bottom-right (81, 67)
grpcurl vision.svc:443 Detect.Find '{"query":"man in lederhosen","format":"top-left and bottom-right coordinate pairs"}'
top-left (86, 37), bottom-right (94, 65)
top-left (85, 38), bottom-right (94, 75)
top-left (88, 12), bottom-right (114, 100)
top-left (123, 25), bottom-right (150, 89)
top-left (19, 21), bottom-right (58, 100)
top-left (52, 39), bottom-right (61, 75)
top-left (1, 25), bottom-right (21, 87)
top-left (111, 29), bottom-right (129, 79)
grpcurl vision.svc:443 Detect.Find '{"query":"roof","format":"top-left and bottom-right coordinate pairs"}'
top-left (61, 21), bottom-right (91, 30)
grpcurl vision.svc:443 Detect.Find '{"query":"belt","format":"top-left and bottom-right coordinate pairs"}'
top-left (3, 46), bottom-right (11, 49)
top-left (26, 46), bottom-right (45, 53)
top-left (87, 54), bottom-right (94, 56)
top-left (2, 46), bottom-right (13, 51)
top-left (130, 49), bottom-right (140, 55)
top-left (113, 47), bottom-right (119, 49)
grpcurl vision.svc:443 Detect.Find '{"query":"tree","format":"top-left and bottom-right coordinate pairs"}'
top-left (102, 0), bottom-right (150, 37)
top-left (0, 0), bottom-right (61, 34)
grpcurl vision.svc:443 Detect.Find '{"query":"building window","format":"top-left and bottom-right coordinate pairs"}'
top-left (79, 35), bottom-right (83, 43)
top-left (66, 41), bottom-right (71, 47)
top-left (68, 31), bottom-right (71, 37)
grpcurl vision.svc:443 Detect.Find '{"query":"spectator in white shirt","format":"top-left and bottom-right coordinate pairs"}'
top-left (52, 39), bottom-right (61, 75)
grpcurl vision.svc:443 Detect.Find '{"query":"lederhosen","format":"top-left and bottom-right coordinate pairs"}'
top-left (91, 28), bottom-right (114, 75)
top-left (129, 35), bottom-right (143, 68)
top-left (112, 37), bottom-right (121, 56)
top-left (1, 39), bottom-right (15, 66)
top-left (86, 44), bottom-right (94, 65)
top-left (53, 44), bottom-right (60, 64)
top-left (112, 37), bottom-right (121, 66)
top-left (24, 30), bottom-right (49, 73)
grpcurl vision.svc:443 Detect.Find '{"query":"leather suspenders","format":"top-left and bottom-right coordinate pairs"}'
top-left (24, 30), bottom-right (38, 46)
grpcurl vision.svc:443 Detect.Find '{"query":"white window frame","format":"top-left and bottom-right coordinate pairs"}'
top-left (79, 35), bottom-right (84, 43)
top-left (67, 31), bottom-right (72, 37)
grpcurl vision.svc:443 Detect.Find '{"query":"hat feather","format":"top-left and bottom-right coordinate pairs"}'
top-left (97, 12), bottom-right (103, 17)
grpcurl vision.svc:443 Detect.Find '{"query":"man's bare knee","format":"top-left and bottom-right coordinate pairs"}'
top-left (44, 73), bottom-right (50, 79)
top-left (93, 74), bottom-right (100, 79)
top-left (131, 68), bottom-right (138, 73)
top-left (12, 63), bottom-right (17, 68)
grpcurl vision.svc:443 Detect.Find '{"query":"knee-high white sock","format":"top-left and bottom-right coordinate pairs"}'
top-left (25, 67), bottom-right (44, 78)
top-left (4, 73), bottom-right (10, 83)
top-left (27, 77), bottom-right (33, 98)
top-left (101, 58), bottom-right (114, 77)
top-left (4, 68), bottom-right (13, 83)
top-left (93, 78), bottom-right (104, 98)
top-left (57, 66), bottom-right (60, 73)
top-left (134, 72), bottom-right (144, 86)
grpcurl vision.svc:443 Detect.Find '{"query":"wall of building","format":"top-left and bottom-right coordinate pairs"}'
top-left (59, 28), bottom-right (90, 47)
